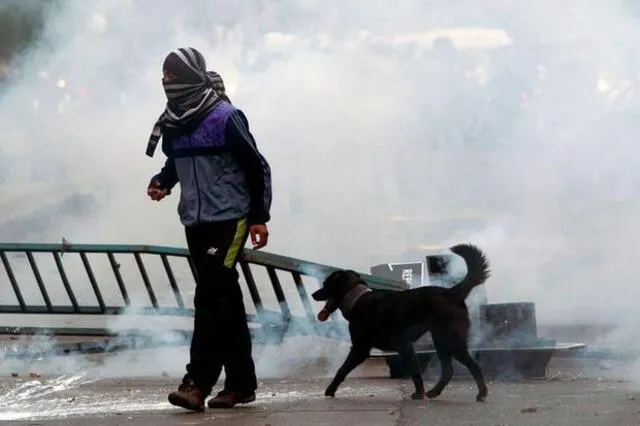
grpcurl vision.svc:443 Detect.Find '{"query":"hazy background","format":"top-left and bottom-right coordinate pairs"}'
top-left (2, 0), bottom-right (640, 380)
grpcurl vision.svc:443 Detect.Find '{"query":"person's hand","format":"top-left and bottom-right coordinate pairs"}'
top-left (147, 181), bottom-right (168, 201)
top-left (249, 224), bottom-right (269, 249)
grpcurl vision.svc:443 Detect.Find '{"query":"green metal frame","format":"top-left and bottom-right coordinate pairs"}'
top-left (0, 242), bottom-right (406, 356)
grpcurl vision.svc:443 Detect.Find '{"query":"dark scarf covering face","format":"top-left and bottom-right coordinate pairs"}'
top-left (146, 47), bottom-right (228, 157)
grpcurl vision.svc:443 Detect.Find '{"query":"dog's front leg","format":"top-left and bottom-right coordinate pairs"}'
top-left (325, 346), bottom-right (370, 397)
top-left (397, 345), bottom-right (425, 400)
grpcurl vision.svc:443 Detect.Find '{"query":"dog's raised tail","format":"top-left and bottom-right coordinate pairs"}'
top-left (448, 243), bottom-right (491, 301)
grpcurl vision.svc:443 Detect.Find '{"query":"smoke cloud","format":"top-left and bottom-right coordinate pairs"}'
top-left (2, 0), bottom-right (640, 384)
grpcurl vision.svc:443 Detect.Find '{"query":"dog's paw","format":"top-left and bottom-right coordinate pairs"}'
top-left (324, 388), bottom-right (336, 398)
top-left (476, 392), bottom-right (487, 402)
top-left (410, 392), bottom-right (425, 400)
top-left (426, 389), bottom-right (441, 399)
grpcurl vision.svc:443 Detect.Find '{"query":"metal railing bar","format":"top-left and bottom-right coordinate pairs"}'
top-left (25, 252), bottom-right (53, 312)
top-left (0, 304), bottom-right (195, 316)
top-left (239, 262), bottom-right (265, 317)
top-left (52, 251), bottom-right (79, 312)
top-left (0, 251), bottom-right (26, 311)
top-left (160, 254), bottom-right (185, 310)
top-left (265, 266), bottom-right (291, 322)
top-left (133, 253), bottom-right (159, 308)
top-left (291, 271), bottom-right (317, 322)
top-left (107, 252), bottom-right (130, 306)
top-left (0, 326), bottom-right (192, 337)
top-left (0, 243), bottom-right (406, 291)
top-left (79, 252), bottom-right (107, 313)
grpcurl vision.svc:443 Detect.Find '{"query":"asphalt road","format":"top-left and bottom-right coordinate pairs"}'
top-left (1, 357), bottom-right (639, 425)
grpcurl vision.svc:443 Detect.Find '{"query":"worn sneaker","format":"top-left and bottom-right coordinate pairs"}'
top-left (207, 390), bottom-right (256, 408)
top-left (168, 378), bottom-right (205, 412)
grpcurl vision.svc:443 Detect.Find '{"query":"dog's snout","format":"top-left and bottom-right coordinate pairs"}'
top-left (312, 288), bottom-right (329, 301)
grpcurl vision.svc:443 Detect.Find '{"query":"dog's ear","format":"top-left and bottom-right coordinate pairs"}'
top-left (313, 270), bottom-right (345, 300)
top-left (345, 270), bottom-right (364, 284)
top-left (345, 270), bottom-right (361, 278)
top-left (323, 270), bottom-right (346, 284)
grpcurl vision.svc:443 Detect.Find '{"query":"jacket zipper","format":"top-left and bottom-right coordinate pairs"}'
top-left (189, 134), bottom-right (202, 224)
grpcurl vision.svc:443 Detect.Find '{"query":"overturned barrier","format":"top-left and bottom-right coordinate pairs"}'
top-left (0, 242), bottom-right (405, 357)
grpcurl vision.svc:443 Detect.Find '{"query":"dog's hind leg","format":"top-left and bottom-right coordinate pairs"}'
top-left (451, 349), bottom-right (488, 402)
top-left (397, 344), bottom-right (425, 400)
top-left (425, 332), bottom-right (454, 399)
top-left (324, 345), bottom-right (371, 398)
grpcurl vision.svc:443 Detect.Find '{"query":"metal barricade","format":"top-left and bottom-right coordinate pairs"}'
top-left (0, 243), bottom-right (406, 356)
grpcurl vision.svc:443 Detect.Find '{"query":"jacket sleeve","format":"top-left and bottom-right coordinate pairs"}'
top-left (225, 109), bottom-right (272, 225)
top-left (150, 157), bottom-right (179, 194)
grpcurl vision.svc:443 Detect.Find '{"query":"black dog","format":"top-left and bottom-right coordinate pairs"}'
top-left (312, 243), bottom-right (490, 402)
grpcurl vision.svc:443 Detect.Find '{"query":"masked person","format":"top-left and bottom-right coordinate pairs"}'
top-left (146, 47), bottom-right (272, 412)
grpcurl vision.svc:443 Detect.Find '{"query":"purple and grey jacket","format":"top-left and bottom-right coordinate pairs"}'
top-left (151, 101), bottom-right (272, 227)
